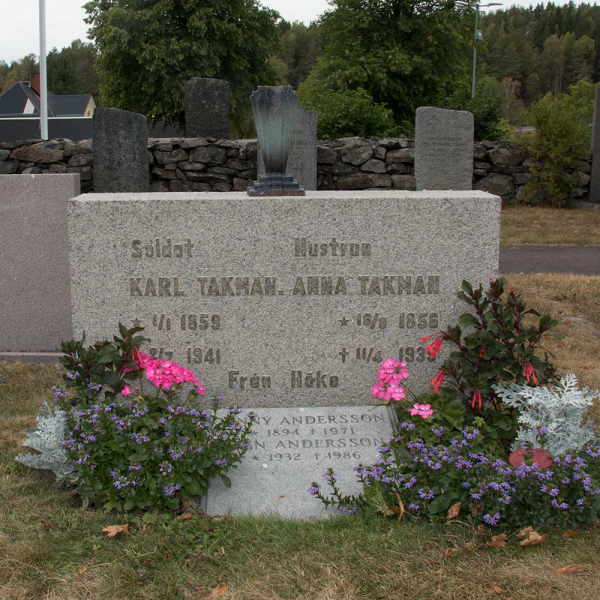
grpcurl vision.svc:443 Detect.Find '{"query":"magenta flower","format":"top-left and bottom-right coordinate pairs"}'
top-left (409, 403), bottom-right (434, 419)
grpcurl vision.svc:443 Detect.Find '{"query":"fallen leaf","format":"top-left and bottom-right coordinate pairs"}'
top-left (517, 526), bottom-right (534, 538)
top-left (393, 490), bottom-right (406, 524)
top-left (278, 495), bottom-right (287, 499)
top-left (477, 525), bottom-right (485, 538)
top-left (102, 524), bottom-right (129, 538)
top-left (486, 533), bottom-right (508, 549)
top-left (174, 513), bottom-right (192, 521)
top-left (212, 516), bottom-right (227, 522)
top-left (75, 566), bottom-right (87, 580)
top-left (210, 584), bottom-right (229, 597)
top-left (520, 531), bottom-right (547, 547)
top-left (444, 548), bottom-right (460, 558)
top-left (564, 530), bottom-right (579, 538)
top-left (463, 541), bottom-right (477, 552)
top-left (493, 584), bottom-right (505, 594)
top-left (556, 564), bottom-right (590, 575)
top-left (217, 547), bottom-right (226, 556)
top-left (447, 502), bottom-right (462, 520)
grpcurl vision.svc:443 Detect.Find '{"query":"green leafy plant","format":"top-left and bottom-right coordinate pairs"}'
top-left (520, 89), bottom-right (592, 207)
top-left (422, 278), bottom-right (562, 447)
top-left (299, 87), bottom-right (397, 139)
top-left (310, 421), bottom-right (600, 532)
top-left (15, 400), bottom-right (74, 484)
top-left (56, 324), bottom-right (257, 512)
top-left (59, 322), bottom-right (148, 403)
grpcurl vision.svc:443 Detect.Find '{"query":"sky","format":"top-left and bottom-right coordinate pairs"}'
top-left (1, 0), bottom-right (596, 64)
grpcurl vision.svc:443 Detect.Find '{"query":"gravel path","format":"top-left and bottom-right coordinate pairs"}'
top-left (500, 246), bottom-right (600, 275)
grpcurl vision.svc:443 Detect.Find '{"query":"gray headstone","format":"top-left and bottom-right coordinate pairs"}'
top-left (69, 190), bottom-right (500, 407)
top-left (0, 174), bottom-right (79, 357)
top-left (415, 107), bottom-right (474, 191)
top-left (184, 78), bottom-right (230, 139)
top-left (590, 88), bottom-right (600, 204)
top-left (204, 405), bottom-right (396, 519)
top-left (69, 189), bottom-right (499, 518)
top-left (93, 107), bottom-right (149, 193)
top-left (259, 107), bottom-right (318, 190)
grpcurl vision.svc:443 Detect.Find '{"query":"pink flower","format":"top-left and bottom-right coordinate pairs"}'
top-left (409, 403), bottom-right (434, 419)
top-left (121, 385), bottom-right (132, 396)
top-left (371, 358), bottom-right (410, 403)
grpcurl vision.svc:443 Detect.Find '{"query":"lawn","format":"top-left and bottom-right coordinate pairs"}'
top-left (1, 272), bottom-right (599, 599)
top-left (500, 206), bottom-right (600, 246)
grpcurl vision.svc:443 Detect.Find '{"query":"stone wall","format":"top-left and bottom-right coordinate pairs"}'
top-left (0, 137), bottom-right (592, 200)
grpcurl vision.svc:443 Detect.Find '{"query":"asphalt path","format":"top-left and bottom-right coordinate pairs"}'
top-left (500, 246), bottom-right (600, 275)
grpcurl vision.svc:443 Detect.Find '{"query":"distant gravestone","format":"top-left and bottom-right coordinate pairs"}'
top-left (0, 174), bottom-right (79, 360)
top-left (415, 107), bottom-right (474, 191)
top-left (185, 78), bottom-right (230, 139)
top-left (590, 88), bottom-right (600, 204)
top-left (68, 189), bottom-right (500, 518)
top-left (259, 107), bottom-right (317, 190)
top-left (93, 107), bottom-right (149, 193)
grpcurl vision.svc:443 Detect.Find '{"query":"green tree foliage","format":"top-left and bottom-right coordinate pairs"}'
top-left (276, 20), bottom-right (324, 89)
top-left (84, 0), bottom-right (281, 129)
top-left (480, 3), bottom-right (599, 102)
top-left (0, 54), bottom-right (38, 93)
top-left (521, 84), bottom-right (596, 207)
top-left (298, 0), bottom-right (472, 133)
top-left (47, 40), bottom-right (100, 97)
top-left (444, 76), bottom-right (506, 141)
top-left (299, 88), bottom-right (396, 139)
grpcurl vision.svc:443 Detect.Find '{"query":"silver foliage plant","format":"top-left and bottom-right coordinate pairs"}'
top-left (494, 374), bottom-right (599, 455)
top-left (15, 401), bottom-right (75, 485)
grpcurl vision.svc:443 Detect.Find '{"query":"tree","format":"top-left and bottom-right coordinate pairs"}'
top-left (277, 21), bottom-right (324, 89)
top-left (84, 0), bottom-right (281, 129)
top-left (47, 40), bottom-right (100, 97)
top-left (298, 0), bottom-right (472, 130)
top-left (0, 54), bottom-right (37, 92)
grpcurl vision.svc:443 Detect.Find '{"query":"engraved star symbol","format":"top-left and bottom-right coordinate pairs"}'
top-left (339, 316), bottom-right (351, 326)
top-left (132, 318), bottom-right (143, 327)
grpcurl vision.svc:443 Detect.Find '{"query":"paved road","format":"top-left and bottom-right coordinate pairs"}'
top-left (500, 246), bottom-right (600, 275)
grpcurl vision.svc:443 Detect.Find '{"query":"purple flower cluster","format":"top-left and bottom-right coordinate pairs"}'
top-left (316, 425), bottom-right (600, 530)
top-left (62, 391), bottom-right (258, 511)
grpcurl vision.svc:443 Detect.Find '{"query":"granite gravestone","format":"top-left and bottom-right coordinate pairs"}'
top-left (184, 78), bottom-right (230, 139)
top-left (0, 174), bottom-right (79, 361)
top-left (259, 108), bottom-right (318, 191)
top-left (590, 87), bottom-right (600, 204)
top-left (415, 107), bottom-right (474, 191)
top-left (68, 190), bottom-right (500, 517)
top-left (93, 107), bottom-right (149, 193)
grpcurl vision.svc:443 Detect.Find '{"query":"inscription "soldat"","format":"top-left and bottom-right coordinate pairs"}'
top-left (131, 239), bottom-right (194, 258)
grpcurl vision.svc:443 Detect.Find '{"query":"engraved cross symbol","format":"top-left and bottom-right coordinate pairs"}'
top-left (338, 347), bottom-right (349, 364)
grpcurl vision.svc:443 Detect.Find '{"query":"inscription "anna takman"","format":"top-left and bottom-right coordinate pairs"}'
top-left (294, 237), bottom-right (371, 257)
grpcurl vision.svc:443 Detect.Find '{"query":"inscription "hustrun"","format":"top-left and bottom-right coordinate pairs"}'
top-left (294, 237), bottom-right (371, 257)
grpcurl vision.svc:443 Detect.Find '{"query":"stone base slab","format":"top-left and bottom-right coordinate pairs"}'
top-left (203, 405), bottom-right (396, 519)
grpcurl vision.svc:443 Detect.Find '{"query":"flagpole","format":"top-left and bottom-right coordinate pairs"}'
top-left (39, 0), bottom-right (48, 140)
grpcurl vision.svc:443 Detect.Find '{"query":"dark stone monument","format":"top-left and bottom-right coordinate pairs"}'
top-left (184, 78), bottom-right (230, 139)
top-left (93, 107), bottom-right (149, 193)
top-left (248, 86), bottom-right (305, 197)
top-left (590, 87), bottom-right (600, 204)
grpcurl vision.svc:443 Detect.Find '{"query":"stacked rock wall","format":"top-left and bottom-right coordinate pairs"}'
top-left (0, 137), bottom-right (592, 201)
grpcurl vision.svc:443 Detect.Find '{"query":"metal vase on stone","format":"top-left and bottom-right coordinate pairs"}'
top-left (248, 86), bottom-right (305, 196)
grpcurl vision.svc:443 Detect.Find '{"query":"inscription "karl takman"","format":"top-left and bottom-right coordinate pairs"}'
top-left (294, 238), bottom-right (371, 257)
